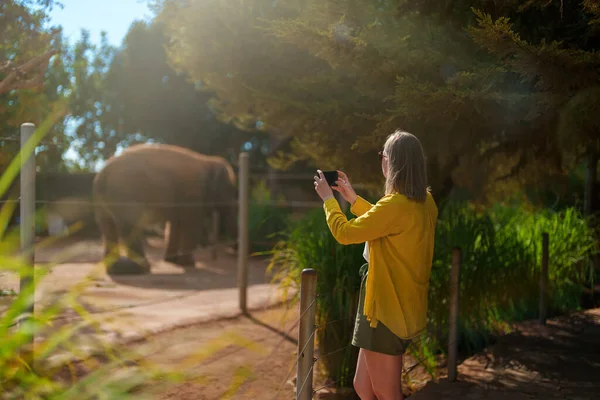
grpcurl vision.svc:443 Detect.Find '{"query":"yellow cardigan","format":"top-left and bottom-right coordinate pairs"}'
top-left (323, 192), bottom-right (438, 340)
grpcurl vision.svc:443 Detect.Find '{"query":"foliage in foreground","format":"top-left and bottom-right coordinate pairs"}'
top-left (0, 111), bottom-right (176, 399)
top-left (268, 200), bottom-right (597, 387)
top-left (0, 235), bottom-right (184, 398)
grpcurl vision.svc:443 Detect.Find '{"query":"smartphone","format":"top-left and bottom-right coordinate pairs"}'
top-left (322, 170), bottom-right (339, 187)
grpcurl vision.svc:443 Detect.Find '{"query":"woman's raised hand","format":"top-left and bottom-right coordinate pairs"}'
top-left (333, 170), bottom-right (358, 205)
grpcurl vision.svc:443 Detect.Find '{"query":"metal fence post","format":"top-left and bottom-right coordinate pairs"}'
top-left (19, 122), bottom-right (36, 367)
top-left (539, 232), bottom-right (549, 325)
top-left (448, 247), bottom-right (461, 382)
top-left (211, 210), bottom-right (219, 261)
top-left (297, 268), bottom-right (317, 400)
top-left (237, 152), bottom-right (250, 314)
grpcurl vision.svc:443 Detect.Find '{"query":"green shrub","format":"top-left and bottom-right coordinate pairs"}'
top-left (268, 207), bottom-right (363, 388)
top-left (428, 202), bottom-right (596, 355)
top-left (269, 200), bottom-right (597, 387)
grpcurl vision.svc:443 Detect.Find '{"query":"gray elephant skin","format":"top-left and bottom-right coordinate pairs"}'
top-left (92, 144), bottom-right (238, 274)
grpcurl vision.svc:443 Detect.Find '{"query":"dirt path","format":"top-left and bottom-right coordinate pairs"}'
top-left (2, 235), bottom-right (297, 382)
top-left (1, 237), bottom-right (287, 344)
top-left (6, 237), bottom-right (598, 399)
top-left (412, 308), bottom-right (600, 400)
top-left (132, 304), bottom-right (303, 400)
top-left (123, 307), bottom-right (600, 400)
top-left (117, 303), bottom-right (432, 400)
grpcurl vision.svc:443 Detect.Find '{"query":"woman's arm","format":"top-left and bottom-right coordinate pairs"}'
top-left (323, 195), bottom-right (400, 245)
top-left (350, 196), bottom-right (374, 217)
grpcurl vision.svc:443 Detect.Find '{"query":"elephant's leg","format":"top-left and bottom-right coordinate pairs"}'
top-left (164, 218), bottom-right (182, 263)
top-left (95, 206), bottom-right (120, 263)
top-left (109, 222), bottom-right (150, 275)
top-left (174, 217), bottom-right (197, 267)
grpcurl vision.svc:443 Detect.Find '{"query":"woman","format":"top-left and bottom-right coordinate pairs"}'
top-left (314, 130), bottom-right (438, 400)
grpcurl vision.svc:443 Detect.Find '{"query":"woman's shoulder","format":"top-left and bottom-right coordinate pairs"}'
top-left (377, 193), bottom-right (406, 205)
top-left (425, 191), bottom-right (439, 217)
top-left (380, 192), bottom-right (433, 204)
top-left (381, 192), bottom-right (438, 213)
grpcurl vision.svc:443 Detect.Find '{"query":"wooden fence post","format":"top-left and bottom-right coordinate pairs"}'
top-left (19, 122), bottom-right (36, 368)
top-left (237, 152), bottom-right (250, 314)
top-left (296, 268), bottom-right (317, 400)
top-left (539, 232), bottom-right (549, 325)
top-left (448, 247), bottom-right (461, 382)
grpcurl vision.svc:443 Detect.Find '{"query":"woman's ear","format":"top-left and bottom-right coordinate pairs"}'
top-left (382, 158), bottom-right (389, 179)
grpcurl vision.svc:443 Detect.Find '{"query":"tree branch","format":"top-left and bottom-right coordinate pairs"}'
top-left (496, 152), bottom-right (529, 181)
top-left (0, 49), bottom-right (56, 94)
top-left (8, 74), bottom-right (45, 91)
top-left (481, 139), bottom-right (520, 160)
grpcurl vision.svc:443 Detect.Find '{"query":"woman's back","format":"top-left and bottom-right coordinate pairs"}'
top-left (338, 191), bottom-right (437, 339)
top-left (381, 192), bottom-right (437, 285)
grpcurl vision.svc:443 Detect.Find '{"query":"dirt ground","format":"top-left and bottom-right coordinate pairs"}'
top-left (411, 308), bottom-right (600, 400)
top-left (120, 306), bottom-right (600, 400)
top-left (133, 304), bottom-right (303, 400)
top-left (1, 235), bottom-right (290, 356)
top-left (1, 235), bottom-right (278, 305)
top-left (124, 303), bottom-right (431, 400)
top-left (4, 237), bottom-right (600, 399)
top-left (0, 236), bottom-right (429, 399)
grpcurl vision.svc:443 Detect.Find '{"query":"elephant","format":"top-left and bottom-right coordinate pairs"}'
top-left (92, 144), bottom-right (238, 274)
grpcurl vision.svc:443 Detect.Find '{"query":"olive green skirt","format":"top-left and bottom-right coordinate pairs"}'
top-left (352, 263), bottom-right (412, 356)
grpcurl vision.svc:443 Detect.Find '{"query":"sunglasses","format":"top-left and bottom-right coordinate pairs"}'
top-left (378, 151), bottom-right (387, 160)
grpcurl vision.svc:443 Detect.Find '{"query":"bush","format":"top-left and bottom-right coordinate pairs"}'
top-left (268, 200), bottom-right (597, 388)
top-left (428, 202), bottom-right (596, 355)
top-left (268, 207), bottom-right (363, 388)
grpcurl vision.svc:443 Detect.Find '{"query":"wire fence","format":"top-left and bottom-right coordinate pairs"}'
top-left (1, 247), bottom-right (509, 398)
top-left (284, 239), bottom-right (551, 399)
top-left (287, 268), bottom-right (460, 400)
top-left (2, 228), bottom-right (553, 398)
top-left (0, 198), bottom-right (325, 209)
top-left (3, 123), bottom-right (557, 397)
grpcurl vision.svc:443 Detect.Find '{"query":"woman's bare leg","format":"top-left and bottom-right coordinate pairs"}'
top-left (354, 348), bottom-right (377, 400)
top-left (363, 348), bottom-right (404, 400)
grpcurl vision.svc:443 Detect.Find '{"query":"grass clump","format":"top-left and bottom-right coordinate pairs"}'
top-left (269, 200), bottom-right (597, 387)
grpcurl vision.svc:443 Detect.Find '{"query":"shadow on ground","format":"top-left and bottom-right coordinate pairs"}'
top-left (411, 309), bottom-right (600, 400)
top-left (30, 236), bottom-right (273, 292)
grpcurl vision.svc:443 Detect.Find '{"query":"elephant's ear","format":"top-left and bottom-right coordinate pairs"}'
top-left (218, 162), bottom-right (237, 194)
top-left (210, 162), bottom-right (234, 204)
top-left (224, 161), bottom-right (237, 188)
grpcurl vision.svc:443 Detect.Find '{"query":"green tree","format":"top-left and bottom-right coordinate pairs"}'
top-left (0, 0), bottom-right (60, 95)
top-left (156, 0), bottom-right (599, 204)
top-left (64, 30), bottom-right (118, 168)
top-left (66, 19), bottom-right (269, 168)
top-left (101, 20), bottom-right (265, 164)
top-left (0, 0), bottom-right (71, 172)
top-left (467, 2), bottom-right (600, 211)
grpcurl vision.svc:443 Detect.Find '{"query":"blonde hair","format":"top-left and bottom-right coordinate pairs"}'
top-left (383, 130), bottom-right (428, 202)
